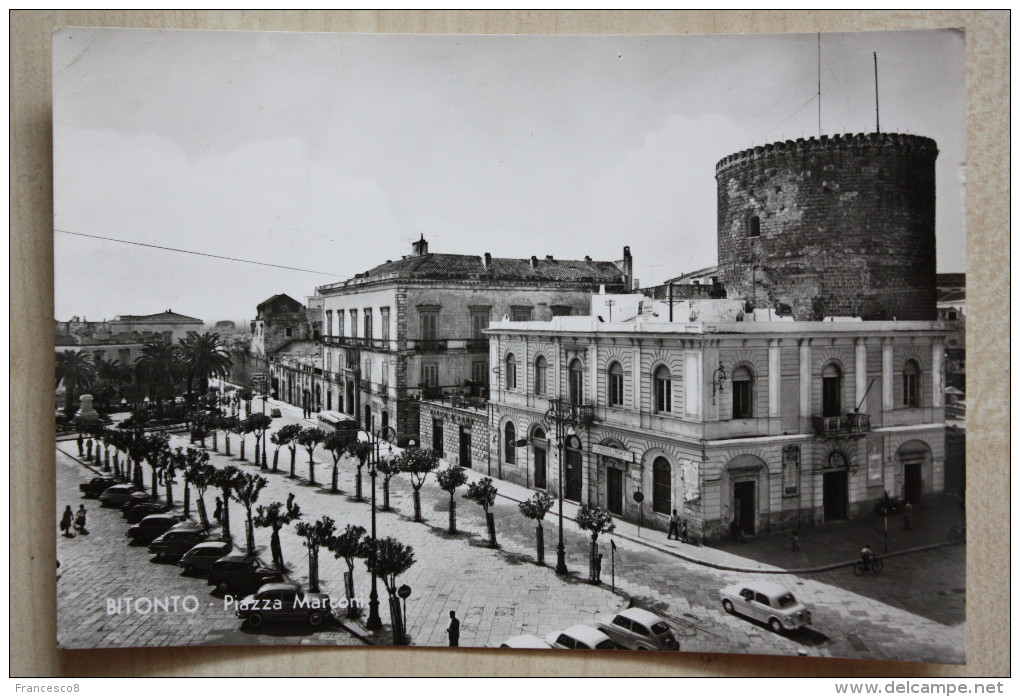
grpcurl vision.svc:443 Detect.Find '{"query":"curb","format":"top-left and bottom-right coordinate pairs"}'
top-left (491, 486), bottom-right (961, 576)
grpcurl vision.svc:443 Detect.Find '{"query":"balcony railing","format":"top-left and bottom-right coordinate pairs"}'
top-left (546, 398), bottom-right (597, 428)
top-left (466, 338), bottom-right (489, 352)
top-left (415, 339), bottom-right (447, 353)
top-left (812, 413), bottom-right (871, 437)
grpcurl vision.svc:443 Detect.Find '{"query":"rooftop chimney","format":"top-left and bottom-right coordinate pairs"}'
top-left (412, 234), bottom-right (429, 257)
top-left (584, 255), bottom-right (592, 262)
top-left (622, 246), bottom-right (634, 291)
top-left (483, 252), bottom-right (492, 269)
top-left (545, 255), bottom-right (554, 262)
top-left (530, 256), bottom-right (539, 269)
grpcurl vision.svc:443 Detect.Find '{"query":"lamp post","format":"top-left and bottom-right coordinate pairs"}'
top-left (544, 399), bottom-right (582, 575)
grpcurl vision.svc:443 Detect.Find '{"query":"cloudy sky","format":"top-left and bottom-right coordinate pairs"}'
top-left (53, 28), bottom-right (965, 324)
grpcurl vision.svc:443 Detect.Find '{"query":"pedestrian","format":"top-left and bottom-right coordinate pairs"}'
top-left (903, 502), bottom-right (914, 530)
top-left (446, 610), bottom-right (460, 647)
top-left (594, 553), bottom-right (603, 583)
top-left (60, 506), bottom-right (74, 537)
top-left (76, 433), bottom-right (84, 457)
top-left (286, 492), bottom-right (296, 515)
top-left (680, 520), bottom-right (689, 544)
top-left (214, 496), bottom-right (223, 523)
top-left (74, 504), bottom-right (87, 533)
top-left (790, 531), bottom-right (800, 552)
top-left (85, 438), bottom-right (93, 460)
top-left (667, 509), bottom-right (679, 540)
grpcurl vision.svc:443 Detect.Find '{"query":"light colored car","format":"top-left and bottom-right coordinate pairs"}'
top-left (179, 541), bottom-right (233, 575)
top-left (499, 634), bottom-right (556, 649)
top-left (544, 624), bottom-right (617, 650)
top-left (720, 581), bottom-right (812, 633)
top-left (235, 582), bottom-right (332, 628)
top-left (596, 607), bottom-right (679, 650)
top-left (99, 484), bottom-right (142, 507)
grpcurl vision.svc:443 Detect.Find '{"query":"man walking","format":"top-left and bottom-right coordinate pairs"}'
top-left (446, 610), bottom-right (460, 647)
top-left (667, 509), bottom-right (679, 540)
top-left (680, 520), bottom-right (689, 544)
top-left (74, 504), bottom-right (87, 534)
top-left (76, 433), bottom-right (84, 457)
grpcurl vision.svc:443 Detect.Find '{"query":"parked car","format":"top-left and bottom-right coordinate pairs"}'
top-left (79, 476), bottom-right (118, 498)
top-left (126, 514), bottom-right (185, 544)
top-left (596, 607), bottom-right (679, 650)
top-left (720, 581), bottom-right (812, 633)
top-left (270, 408), bottom-right (282, 418)
top-left (179, 541), bottom-right (233, 575)
top-left (126, 502), bottom-right (170, 524)
top-left (234, 582), bottom-right (332, 628)
top-left (99, 484), bottom-right (142, 508)
top-left (544, 625), bottom-right (617, 650)
top-left (499, 634), bottom-right (556, 649)
top-left (208, 553), bottom-right (283, 595)
top-left (148, 528), bottom-right (209, 560)
top-left (121, 492), bottom-right (155, 515)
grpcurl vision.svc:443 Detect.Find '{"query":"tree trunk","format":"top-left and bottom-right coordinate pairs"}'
top-left (383, 479), bottom-right (391, 511)
top-left (448, 497), bottom-right (457, 534)
top-left (486, 512), bottom-right (497, 548)
top-left (290, 449), bottom-right (296, 478)
top-left (413, 489), bottom-right (422, 521)
top-left (166, 478), bottom-right (174, 507)
top-left (197, 496), bottom-right (209, 528)
top-left (308, 547), bottom-right (319, 592)
top-left (273, 449), bottom-right (279, 472)
top-left (308, 454), bottom-right (316, 484)
top-left (331, 463), bottom-right (339, 493)
top-left (221, 495), bottom-right (231, 539)
top-left (271, 529), bottom-right (283, 570)
top-left (245, 514), bottom-right (255, 554)
top-left (184, 483), bottom-right (191, 516)
top-left (239, 438), bottom-right (246, 461)
top-left (151, 469), bottom-right (159, 498)
top-left (225, 434), bottom-right (231, 456)
top-left (212, 430), bottom-right (218, 452)
top-left (254, 441), bottom-right (260, 465)
top-left (355, 467), bottom-right (363, 502)
top-left (536, 523), bottom-right (544, 565)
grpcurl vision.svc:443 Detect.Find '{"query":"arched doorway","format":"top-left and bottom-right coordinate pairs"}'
top-left (381, 410), bottom-right (389, 433)
top-left (822, 451), bottom-right (850, 521)
top-left (531, 425), bottom-right (548, 489)
top-left (897, 441), bottom-right (933, 504)
top-left (725, 454), bottom-right (768, 535)
top-left (598, 439), bottom-right (629, 516)
top-left (364, 405), bottom-right (372, 432)
top-left (564, 434), bottom-right (583, 502)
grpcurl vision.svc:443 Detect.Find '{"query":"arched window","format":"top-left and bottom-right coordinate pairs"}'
top-left (569, 359), bottom-right (585, 405)
top-left (654, 365), bottom-right (672, 413)
top-left (822, 363), bottom-right (843, 417)
top-left (732, 365), bottom-right (753, 419)
top-left (534, 356), bottom-right (547, 396)
top-left (652, 457), bottom-right (671, 515)
top-left (902, 359), bottom-right (920, 407)
top-left (746, 214), bottom-right (760, 238)
top-left (505, 353), bottom-right (517, 390)
top-left (608, 361), bottom-right (624, 407)
top-left (504, 422), bottom-right (516, 465)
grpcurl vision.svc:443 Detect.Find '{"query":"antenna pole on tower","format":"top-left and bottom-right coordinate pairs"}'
top-left (817, 33), bottom-right (822, 136)
top-left (873, 52), bottom-right (881, 133)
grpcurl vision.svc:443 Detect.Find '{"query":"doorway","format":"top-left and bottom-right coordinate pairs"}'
top-left (903, 462), bottom-right (922, 504)
top-left (565, 448), bottom-right (582, 502)
top-left (733, 481), bottom-right (756, 534)
top-left (459, 426), bottom-right (472, 469)
top-left (534, 446), bottom-right (547, 489)
top-left (607, 468), bottom-right (624, 515)
top-left (823, 469), bottom-right (849, 520)
top-left (364, 405), bottom-right (372, 433)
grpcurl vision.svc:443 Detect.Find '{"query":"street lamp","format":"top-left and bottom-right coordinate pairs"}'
top-left (366, 424), bottom-right (396, 631)
top-left (544, 399), bottom-right (584, 575)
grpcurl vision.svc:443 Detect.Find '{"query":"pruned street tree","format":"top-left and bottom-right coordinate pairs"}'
top-left (362, 536), bottom-right (416, 645)
top-left (396, 447), bottom-right (440, 522)
top-left (246, 413), bottom-right (273, 470)
top-left (435, 466), bottom-right (469, 534)
top-left (345, 440), bottom-right (373, 502)
top-left (518, 491), bottom-right (555, 565)
top-left (575, 503), bottom-right (616, 584)
top-left (325, 524), bottom-right (367, 616)
top-left (465, 477), bottom-right (499, 547)
top-left (143, 433), bottom-right (170, 498)
top-left (323, 430), bottom-right (355, 493)
top-left (212, 465), bottom-right (243, 540)
top-left (295, 515), bottom-right (336, 593)
top-left (297, 427), bottom-right (327, 484)
top-left (375, 454), bottom-right (401, 511)
top-left (253, 500), bottom-right (301, 571)
top-left (231, 471), bottom-right (269, 554)
top-left (274, 423), bottom-right (302, 477)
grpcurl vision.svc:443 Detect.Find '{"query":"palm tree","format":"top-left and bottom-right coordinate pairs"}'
top-left (55, 349), bottom-right (95, 416)
top-left (134, 340), bottom-right (185, 410)
top-left (178, 332), bottom-right (233, 396)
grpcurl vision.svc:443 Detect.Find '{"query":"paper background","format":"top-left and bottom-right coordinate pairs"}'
top-left (11, 10), bottom-right (1008, 677)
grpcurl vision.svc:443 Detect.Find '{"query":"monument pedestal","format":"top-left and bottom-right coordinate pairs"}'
top-left (75, 394), bottom-right (100, 424)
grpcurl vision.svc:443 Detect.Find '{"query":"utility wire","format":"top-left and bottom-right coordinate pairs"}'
top-left (54, 228), bottom-right (345, 278)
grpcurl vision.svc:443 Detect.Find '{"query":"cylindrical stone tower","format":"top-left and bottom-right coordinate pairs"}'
top-left (715, 133), bottom-right (938, 321)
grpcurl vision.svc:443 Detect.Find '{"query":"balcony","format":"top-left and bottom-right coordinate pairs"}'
top-left (466, 338), bottom-right (489, 352)
top-left (414, 339), bottom-right (447, 353)
top-left (546, 398), bottom-right (597, 428)
top-left (812, 413), bottom-right (871, 437)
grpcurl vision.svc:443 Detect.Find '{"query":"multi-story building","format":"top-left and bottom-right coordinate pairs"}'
top-left (109, 310), bottom-right (204, 343)
top-left (316, 236), bottom-right (633, 444)
top-left (421, 293), bottom-right (948, 542)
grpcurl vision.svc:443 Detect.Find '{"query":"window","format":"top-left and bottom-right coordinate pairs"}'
top-left (652, 457), bottom-right (671, 514)
top-left (119, 348), bottom-right (131, 363)
top-left (569, 359), bottom-right (585, 405)
top-left (504, 422), bottom-right (516, 465)
top-left (902, 359), bottom-right (920, 407)
top-left (654, 365), bottom-right (672, 413)
top-left (822, 363), bottom-right (843, 417)
top-left (337, 311), bottom-right (344, 338)
top-left (420, 311), bottom-right (438, 341)
top-left (732, 366), bottom-right (753, 419)
top-left (364, 359), bottom-right (371, 384)
top-left (380, 307), bottom-right (390, 341)
top-left (747, 214), bottom-right (760, 238)
top-left (550, 305), bottom-right (572, 317)
top-left (511, 306), bottom-right (532, 322)
top-left (472, 361), bottom-right (489, 386)
top-left (505, 353), bottom-right (517, 390)
top-left (363, 309), bottom-right (373, 340)
top-left (325, 310), bottom-right (333, 337)
top-left (421, 363), bottom-right (438, 390)
top-left (432, 419), bottom-right (444, 455)
top-left (608, 362), bottom-right (624, 406)
top-left (285, 327), bottom-right (293, 337)
top-left (471, 311), bottom-right (489, 340)
top-left (534, 356), bottom-right (548, 395)
top-left (381, 361), bottom-right (389, 388)
top-left (612, 616), bottom-right (632, 631)
top-left (349, 309), bottom-right (358, 337)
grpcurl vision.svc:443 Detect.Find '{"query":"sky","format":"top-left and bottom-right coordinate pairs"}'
top-left (52, 28), bottom-right (966, 324)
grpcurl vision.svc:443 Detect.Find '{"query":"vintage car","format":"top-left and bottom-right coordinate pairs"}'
top-left (544, 625), bottom-right (617, 650)
top-left (126, 502), bottom-right (170, 524)
top-left (148, 528), bottom-right (209, 560)
top-left (179, 541), bottom-right (234, 575)
top-left (121, 491), bottom-right (155, 515)
top-left (719, 581), bottom-right (812, 633)
top-left (595, 607), bottom-right (679, 650)
top-left (233, 582), bottom-right (332, 628)
top-left (208, 553), bottom-right (283, 595)
top-left (126, 514), bottom-right (186, 544)
top-left (498, 634), bottom-right (556, 649)
top-left (98, 484), bottom-right (143, 508)
top-left (79, 476), bottom-right (118, 498)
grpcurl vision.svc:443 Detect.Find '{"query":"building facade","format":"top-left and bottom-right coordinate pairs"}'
top-left (108, 310), bottom-right (204, 343)
top-left (316, 237), bottom-right (633, 444)
top-left (423, 302), bottom-right (947, 542)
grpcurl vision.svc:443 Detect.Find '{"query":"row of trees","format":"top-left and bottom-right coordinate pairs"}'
top-left (55, 331), bottom-right (233, 416)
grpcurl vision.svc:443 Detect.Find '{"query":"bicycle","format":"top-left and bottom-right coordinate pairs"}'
top-left (853, 556), bottom-right (884, 576)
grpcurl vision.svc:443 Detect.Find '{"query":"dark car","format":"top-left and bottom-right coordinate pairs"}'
top-left (148, 528), bottom-right (209, 560)
top-left (234, 582), bottom-right (332, 629)
top-left (179, 541), bottom-right (233, 575)
top-left (126, 502), bottom-right (170, 524)
top-left (79, 476), bottom-right (118, 498)
top-left (121, 492), bottom-right (155, 515)
top-left (208, 553), bottom-right (283, 595)
top-left (126, 514), bottom-right (185, 544)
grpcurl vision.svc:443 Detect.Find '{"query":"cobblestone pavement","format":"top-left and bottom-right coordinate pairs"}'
top-left (56, 448), bottom-right (363, 649)
top-left (58, 395), bottom-right (965, 661)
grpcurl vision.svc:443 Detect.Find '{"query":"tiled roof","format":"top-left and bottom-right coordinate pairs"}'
top-left (257, 293), bottom-right (304, 312)
top-left (357, 253), bottom-right (626, 284)
top-left (113, 311), bottom-right (203, 324)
